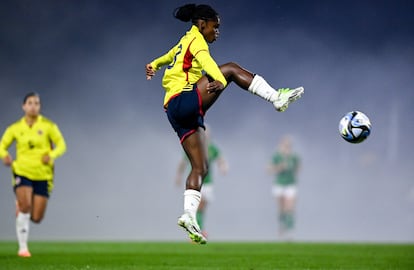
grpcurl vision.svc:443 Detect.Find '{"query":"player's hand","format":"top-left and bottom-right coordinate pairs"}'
top-left (207, 80), bottom-right (224, 93)
top-left (2, 154), bottom-right (13, 166)
top-left (42, 154), bottom-right (51, 164)
top-left (146, 64), bottom-right (155, 80)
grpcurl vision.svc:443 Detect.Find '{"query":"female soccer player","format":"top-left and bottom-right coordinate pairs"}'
top-left (0, 92), bottom-right (66, 257)
top-left (145, 3), bottom-right (304, 244)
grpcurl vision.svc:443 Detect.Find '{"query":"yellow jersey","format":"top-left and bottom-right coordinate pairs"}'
top-left (0, 115), bottom-right (66, 180)
top-left (150, 25), bottom-right (228, 106)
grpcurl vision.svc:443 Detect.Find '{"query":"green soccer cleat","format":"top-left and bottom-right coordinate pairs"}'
top-left (273, 87), bottom-right (304, 112)
top-left (178, 212), bottom-right (207, 244)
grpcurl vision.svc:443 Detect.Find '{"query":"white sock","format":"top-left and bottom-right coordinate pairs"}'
top-left (183, 189), bottom-right (201, 219)
top-left (247, 75), bottom-right (279, 102)
top-left (16, 212), bottom-right (30, 251)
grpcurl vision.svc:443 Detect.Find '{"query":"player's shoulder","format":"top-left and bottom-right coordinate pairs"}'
top-left (273, 151), bottom-right (282, 157)
top-left (7, 118), bottom-right (24, 129)
top-left (39, 115), bottom-right (58, 126)
top-left (272, 152), bottom-right (283, 160)
top-left (188, 27), bottom-right (208, 47)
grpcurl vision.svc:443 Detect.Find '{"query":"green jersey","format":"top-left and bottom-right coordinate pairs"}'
top-left (272, 152), bottom-right (299, 186)
top-left (183, 143), bottom-right (220, 184)
top-left (204, 143), bottom-right (220, 184)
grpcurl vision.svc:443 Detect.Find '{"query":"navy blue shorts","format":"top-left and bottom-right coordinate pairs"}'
top-left (13, 174), bottom-right (51, 198)
top-left (166, 84), bottom-right (205, 142)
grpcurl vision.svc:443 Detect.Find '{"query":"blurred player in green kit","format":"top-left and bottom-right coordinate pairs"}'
top-left (268, 136), bottom-right (300, 240)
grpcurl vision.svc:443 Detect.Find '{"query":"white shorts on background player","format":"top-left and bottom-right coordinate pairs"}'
top-left (272, 184), bottom-right (297, 198)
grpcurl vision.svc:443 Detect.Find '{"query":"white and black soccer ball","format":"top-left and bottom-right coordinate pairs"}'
top-left (339, 111), bottom-right (372, 144)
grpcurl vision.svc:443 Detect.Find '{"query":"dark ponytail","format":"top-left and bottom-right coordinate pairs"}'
top-left (173, 3), bottom-right (218, 24)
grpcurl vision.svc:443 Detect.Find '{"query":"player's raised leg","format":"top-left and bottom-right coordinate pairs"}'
top-left (31, 194), bottom-right (48, 223)
top-left (197, 62), bottom-right (304, 113)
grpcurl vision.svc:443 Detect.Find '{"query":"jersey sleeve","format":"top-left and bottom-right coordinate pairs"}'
top-left (191, 39), bottom-right (227, 87)
top-left (0, 126), bottom-right (14, 159)
top-left (150, 46), bottom-right (176, 71)
top-left (48, 123), bottom-right (67, 160)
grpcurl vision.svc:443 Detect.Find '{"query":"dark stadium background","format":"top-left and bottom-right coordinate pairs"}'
top-left (0, 0), bottom-right (413, 242)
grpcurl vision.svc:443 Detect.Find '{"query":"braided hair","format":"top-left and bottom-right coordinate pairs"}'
top-left (173, 4), bottom-right (219, 24)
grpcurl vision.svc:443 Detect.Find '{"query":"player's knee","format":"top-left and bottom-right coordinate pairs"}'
top-left (194, 168), bottom-right (209, 179)
top-left (193, 163), bottom-right (209, 179)
top-left (31, 215), bottom-right (44, 224)
top-left (30, 213), bottom-right (43, 223)
top-left (18, 204), bottom-right (31, 213)
top-left (220, 62), bottom-right (240, 73)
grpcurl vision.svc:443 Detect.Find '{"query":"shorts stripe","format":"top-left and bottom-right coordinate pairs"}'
top-left (180, 129), bottom-right (197, 143)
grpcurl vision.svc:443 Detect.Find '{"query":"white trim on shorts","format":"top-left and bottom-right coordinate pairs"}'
top-left (271, 184), bottom-right (297, 198)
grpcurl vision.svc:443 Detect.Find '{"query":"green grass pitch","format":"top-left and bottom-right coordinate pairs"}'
top-left (0, 241), bottom-right (413, 269)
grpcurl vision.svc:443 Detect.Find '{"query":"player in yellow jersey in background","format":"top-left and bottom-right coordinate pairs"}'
top-left (146, 3), bottom-right (304, 244)
top-left (0, 92), bottom-right (66, 257)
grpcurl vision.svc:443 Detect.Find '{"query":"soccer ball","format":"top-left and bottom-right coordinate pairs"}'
top-left (339, 111), bottom-right (372, 143)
